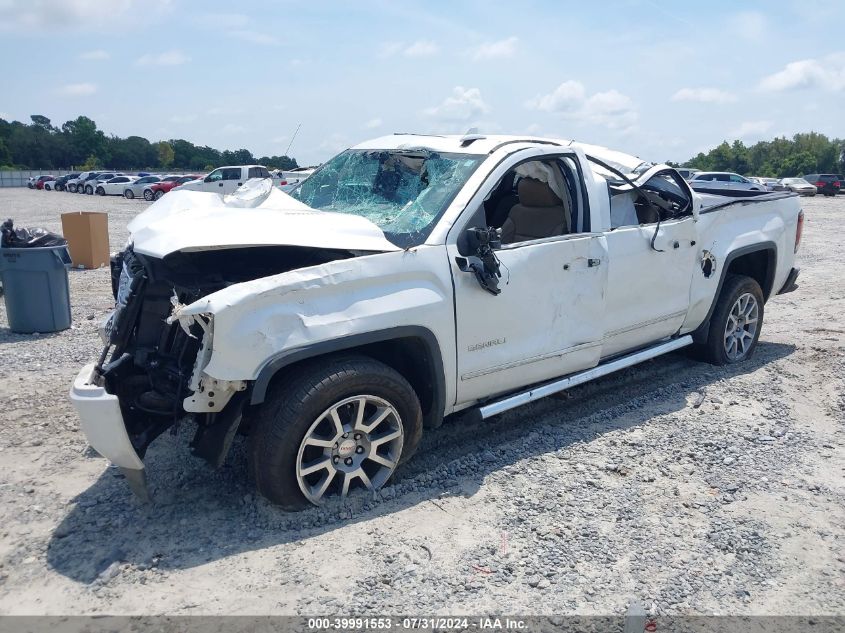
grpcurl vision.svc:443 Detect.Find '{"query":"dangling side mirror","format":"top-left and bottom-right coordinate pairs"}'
top-left (456, 226), bottom-right (503, 296)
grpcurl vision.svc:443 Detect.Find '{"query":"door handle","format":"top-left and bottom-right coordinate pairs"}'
top-left (588, 258), bottom-right (601, 267)
top-left (673, 241), bottom-right (680, 249)
top-left (238, 182), bottom-right (243, 186)
top-left (218, 182), bottom-right (223, 187)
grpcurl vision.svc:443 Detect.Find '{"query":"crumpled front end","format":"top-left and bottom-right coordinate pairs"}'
top-left (72, 242), bottom-right (363, 499)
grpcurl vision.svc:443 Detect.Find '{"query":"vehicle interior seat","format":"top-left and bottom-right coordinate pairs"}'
top-left (500, 177), bottom-right (570, 244)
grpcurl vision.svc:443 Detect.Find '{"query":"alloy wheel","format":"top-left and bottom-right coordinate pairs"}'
top-left (295, 395), bottom-right (404, 504)
top-left (723, 292), bottom-right (759, 361)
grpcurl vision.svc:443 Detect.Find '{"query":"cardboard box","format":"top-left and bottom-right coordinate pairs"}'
top-left (60, 212), bottom-right (109, 269)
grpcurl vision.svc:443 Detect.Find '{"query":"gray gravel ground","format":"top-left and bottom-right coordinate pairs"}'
top-left (0, 187), bottom-right (842, 615)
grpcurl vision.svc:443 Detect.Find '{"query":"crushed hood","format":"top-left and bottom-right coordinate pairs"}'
top-left (127, 182), bottom-right (401, 258)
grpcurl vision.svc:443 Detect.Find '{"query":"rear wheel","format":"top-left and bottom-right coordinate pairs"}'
top-left (85, 185), bottom-right (93, 195)
top-left (701, 274), bottom-right (764, 365)
top-left (153, 190), bottom-right (165, 200)
top-left (249, 356), bottom-right (423, 509)
top-left (124, 189), bottom-right (134, 199)
top-left (143, 189), bottom-right (154, 201)
top-left (68, 184), bottom-right (77, 192)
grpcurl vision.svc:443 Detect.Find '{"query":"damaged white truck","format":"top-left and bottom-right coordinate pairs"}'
top-left (70, 134), bottom-right (803, 508)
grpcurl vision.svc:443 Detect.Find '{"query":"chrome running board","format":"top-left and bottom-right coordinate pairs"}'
top-left (477, 335), bottom-right (693, 419)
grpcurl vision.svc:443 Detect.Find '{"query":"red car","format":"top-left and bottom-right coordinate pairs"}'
top-left (34, 175), bottom-right (55, 190)
top-left (144, 174), bottom-right (203, 201)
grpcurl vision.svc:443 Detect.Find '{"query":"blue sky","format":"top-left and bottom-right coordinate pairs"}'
top-left (0, 0), bottom-right (842, 166)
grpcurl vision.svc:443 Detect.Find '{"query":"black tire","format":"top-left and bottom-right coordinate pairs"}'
top-left (143, 189), bottom-right (154, 201)
top-left (700, 274), bottom-right (764, 366)
top-left (85, 185), bottom-right (93, 195)
top-left (124, 189), bottom-right (134, 199)
top-left (95, 187), bottom-right (105, 196)
top-left (44, 184), bottom-right (51, 191)
top-left (153, 190), bottom-right (165, 200)
top-left (249, 355), bottom-right (423, 509)
top-left (68, 184), bottom-right (76, 193)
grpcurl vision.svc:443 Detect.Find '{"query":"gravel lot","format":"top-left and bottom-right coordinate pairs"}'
top-left (0, 187), bottom-right (843, 616)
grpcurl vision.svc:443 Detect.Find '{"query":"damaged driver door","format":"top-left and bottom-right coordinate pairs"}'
top-left (447, 150), bottom-right (609, 406)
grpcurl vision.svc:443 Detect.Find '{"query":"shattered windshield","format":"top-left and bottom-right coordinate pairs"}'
top-left (290, 149), bottom-right (485, 248)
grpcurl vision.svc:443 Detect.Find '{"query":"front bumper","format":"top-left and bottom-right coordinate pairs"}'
top-left (70, 363), bottom-right (150, 501)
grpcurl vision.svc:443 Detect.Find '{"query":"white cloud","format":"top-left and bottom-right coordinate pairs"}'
top-left (671, 87), bottom-right (737, 104)
top-left (758, 52), bottom-right (845, 92)
top-left (470, 36), bottom-right (518, 61)
top-left (136, 50), bottom-right (190, 66)
top-left (526, 81), bottom-right (638, 131)
top-left (404, 40), bottom-right (439, 57)
top-left (230, 30), bottom-right (280, 46)
top-left (170, 114), bottom-right (197, 123)
top-left (379, 40), bottom-right (439, 58)
top-left (78, 49), bottom-right (110, 60)
top-left (59, 82), bottom-right (97, 96)
top-left (0, 0), bottom-right (171, 31)
top-left (424, 86), bottom-right (490, 122)
top-left (364, 118), bottom-right (383, 129)
top-left (525, 80), bottom-right (586, 114)
top-left (731, 120), bottom-right (773, 138)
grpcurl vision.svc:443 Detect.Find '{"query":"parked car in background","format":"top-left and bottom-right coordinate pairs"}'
top-left (84, 172), bottom-right (124, 194)
top-left (761, 178), bottom-right (787, 192)
top-left (802, 174), bottom-right (841, 197)
top-left (27, 176), bottom-right (37, 189)
top-left (675, 168), bottom-right (700, 180)
top-left (689, 172), bottom-right (765, 194)
top-left (144, 174), bottom-right (203, 200)
top-left (780, 177), bottom-right (817, 196)
top-left (123, 175), bottom-right (161, 199)
top-left (178, 165), bottom-right (272, 195)
top-left (833, 174), bottom-right (845, 194)
top-left (277, 167), bottom-right (316, 192)
top-left (95, 175), bottom-right (138, 196)
top-left (53, 173), bottom-right (81, 191)
top-left (34, 175), bottom-right (55, 190)
top-left (40, 176), bottom-right (57, 190)
top-left (68, 171), bottom-right (100, 193)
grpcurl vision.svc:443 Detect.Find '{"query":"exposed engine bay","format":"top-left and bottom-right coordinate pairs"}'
top-left (97, 244), bottom-right (363, 465)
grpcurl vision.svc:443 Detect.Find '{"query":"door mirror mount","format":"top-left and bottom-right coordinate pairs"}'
top-left (458, 226), bottom-right (503, 296)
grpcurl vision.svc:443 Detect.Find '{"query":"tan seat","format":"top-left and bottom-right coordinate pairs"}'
top-left (501, 178), bottom-right (569, 244)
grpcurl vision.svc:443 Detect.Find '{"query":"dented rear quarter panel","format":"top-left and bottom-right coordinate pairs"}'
top-left (179, 246), bottom-right (459, 413)
top-left (680, 193), bottom-right (801, 334)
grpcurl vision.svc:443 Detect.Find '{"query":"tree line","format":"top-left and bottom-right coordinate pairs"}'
top-left (0, 115), bottom-right (299, 172)
top-left (672, 132), bottom-right (844, 178)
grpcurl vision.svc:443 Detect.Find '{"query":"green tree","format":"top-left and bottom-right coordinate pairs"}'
top-left (157, 141), bottom-right (175, 168)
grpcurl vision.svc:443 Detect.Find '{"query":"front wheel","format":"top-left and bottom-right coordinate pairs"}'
top-left (143, 189), bottom-right (154, 201)
top-left (95, 187), bottom-right (105, 196)
top-left (249, 356), bottom-right (423, 509)
top-left (153, 190), bottom-right (165, 200)
top-left (85, 185), bottom-right (93, 195)
top-left (701, 274), bottom-right (764, 365)
top-left (68, 184), bottom-right (77, 193)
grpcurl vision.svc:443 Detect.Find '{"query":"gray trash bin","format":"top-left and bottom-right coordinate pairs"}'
top-left (0, 244), bottom-right (72, 333)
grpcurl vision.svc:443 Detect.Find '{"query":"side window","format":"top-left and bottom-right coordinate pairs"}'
top-left (715, 174), bottom-right (730, 182)
top-left (223, 168), bottom-right (242, 181)
top-left (248, 167), bottom-right (261, 179)
top-left (206, 169), bottom-right (223, 182)
top-left (610, 171), bottom-right (692, 228)
top-left (482, 158), bottom-right (579, 245)
top-left (729, 174), bottom-right (745, 183)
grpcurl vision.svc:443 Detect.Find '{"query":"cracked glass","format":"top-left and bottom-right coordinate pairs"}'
top-left (291, 149), bottom-right (485, 248)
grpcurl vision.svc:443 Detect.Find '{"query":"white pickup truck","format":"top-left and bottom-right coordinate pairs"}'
top-left (177, 164), bottom-right (276, 195)
top-left (70, 134), bottom-right (803, 508)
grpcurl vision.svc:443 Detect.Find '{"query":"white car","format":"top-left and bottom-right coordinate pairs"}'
top-left (70, 133), bottom-right (803, 508)
top-left (66, 171), bottom-right (98, 193)
top-left (122, 175), bottom-right (161, 199)
top-left (84, 172), bottom-right (124, 195)
top-left (780, 178), bottom-right (817, 196)
top-left (277, 167), bottom-right (315, 192)
top-left (95, 175), bottom-right (138, 196)
top-left (178, 165), bottom-right (273, 195)
top-left (689, 171), bottom-right (765, 194)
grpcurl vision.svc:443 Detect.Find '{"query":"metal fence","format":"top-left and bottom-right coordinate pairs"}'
top-left (0, 169), bottom-right (196, 188)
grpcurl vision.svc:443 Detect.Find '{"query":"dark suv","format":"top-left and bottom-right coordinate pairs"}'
top-left (802, 174), bottom-right (841, 197)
